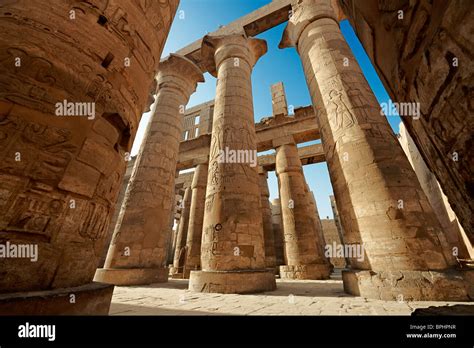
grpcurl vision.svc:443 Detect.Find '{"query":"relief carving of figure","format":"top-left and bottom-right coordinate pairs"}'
top-left (327, 89), bottom-right (356, 133)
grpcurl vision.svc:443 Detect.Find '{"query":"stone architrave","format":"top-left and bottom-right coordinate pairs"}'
top-left (188, 33), bottom-right (276, 294)
top-left (258, 167), bottom-right (277, 270)
top-left (275, 137), bottom-right (331, 279)
top-left (172, 185), bottom-right (192, 277)
top-left (184, 163), bottom-right (209, 278)
top-left (0, 0), bottom-right (179, 314)
top-left (279, 0), bottom-right (472, 300)
top-left (95, 54), bottom-right (204, 286)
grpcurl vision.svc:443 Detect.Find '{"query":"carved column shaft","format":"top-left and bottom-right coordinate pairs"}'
top-left (307, 187), bottom-right (332, 266)
top-left (271, 198), bottom-right (285, 267)
top-left (96, 54), bottom-right (203, 285)
top-left (167, 191), bottom-right (181, 265)
top-left (0, 0), bottom-right (179, 314)
top-left (258, 167), bottom-right (277, 269)
top-left (184, 163), bottom-right (209, 277)
top-left (189, 34), bottom-right (276, 294)
top-left (280, 0), bottom-right (472, 300)
top-left (275, 141), bottom-right (331, 279)
top-left (172, 186), bottom-right (192, 274)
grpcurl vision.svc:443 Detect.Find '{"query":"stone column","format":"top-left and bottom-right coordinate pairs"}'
top-left (330, 195), bottom-right (349, 267)
top-left (398, 123), bottom-right (473, 261)
top-left (279, 0), bottom-right (472, 300)
top-left (188, 33), bottom-right (276, 294)
top-left (172, 185), bottom-right (192, 277)
top-left (95, 54), bottom-right (204, 285)
top-left (307, 188), bottom-right (327, 245)
top-left (258, 167), bottom-right (277, 270)
top-left (167, 191), bottom-right (182, 266)
top-left (0, 0), bottom-right (178, 314)
top-left (307, 188), bottom-right (332, 270)
top-left (271, 198), bottom-right (285, 267)
top-left (184, 163), bottom-right (209, 278)
top-left (275, 137), bottom-right (331, 279)
top-left (330, 195), bottom-right (346, 246)
top-left (99, 157), bottom-right (136, 268)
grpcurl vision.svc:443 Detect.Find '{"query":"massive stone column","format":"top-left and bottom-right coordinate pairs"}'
top-left (258, 167), bottom-right (277, 269)
top-left (172, 185), bottom-right (192, 277)
top-left (399, 123), bottom-right (473, 261)
top-left (307, 187), bottom-right (327, 246)
top-left (184, 163), bottom-right (209, 278)
top-left (279, 0), bottom-right (472, 300)
top-left (275, 137), bottom-right (331, 279)
top-left (307, 188), bottom-right (333, 270)
top-left (188, 33), bottom-right (276, 294)
top-left (271, 198), bottom-right (285, 267)
top-left (0, 0), bottom-right (178, 315)
top-left (95, 54), bottom-right (204, 285)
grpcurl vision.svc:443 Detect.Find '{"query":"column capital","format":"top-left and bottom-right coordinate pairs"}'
top-left (157, 53), bottom-right (205, 98)
top-left (201, 33), bottom-right (267, 77)
top-left (279, 0), bottom-right (345, 49)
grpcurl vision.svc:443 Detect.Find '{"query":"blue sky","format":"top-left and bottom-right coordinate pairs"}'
top-left (131, 0), bottom-right (401, 219)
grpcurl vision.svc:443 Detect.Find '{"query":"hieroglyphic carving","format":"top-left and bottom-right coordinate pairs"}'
top-left (0, 114), bottom-right (77, 184)
top-left (78, 201), bottom-right (110, 241)
top-left (0, 0), bottom-right (179, 295)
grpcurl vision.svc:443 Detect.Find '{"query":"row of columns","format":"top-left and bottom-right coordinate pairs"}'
top-left (97, 0), bottom-right (472, 301)
top-left (169, 156), bottom-right (329, 282)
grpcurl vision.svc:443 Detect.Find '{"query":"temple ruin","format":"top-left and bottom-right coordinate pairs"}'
top-left (0, 0), bottom-right (472, 315)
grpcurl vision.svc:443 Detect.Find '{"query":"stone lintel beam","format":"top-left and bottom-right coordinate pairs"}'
top-left (177, 143), bottom-right (325, 173)
top-left (178, 143), bottom-right (325, 172)
top-left (175, 0), bottom-right (293, 70)
top-left (259, 143), bottom-right (325, 171)
top-left (256, 109), bottom-right (320, 151)
top-left (177, 112), bottom-right (320, 170)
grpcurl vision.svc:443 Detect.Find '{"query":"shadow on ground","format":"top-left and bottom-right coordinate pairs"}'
top-left (114, 275), bottom-right (352, 299)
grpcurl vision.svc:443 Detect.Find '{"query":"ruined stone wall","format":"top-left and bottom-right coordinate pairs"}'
top-left (181, 101), bottom-right (214, 140)
top-left (340, 0), bottom-right (474, 244)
